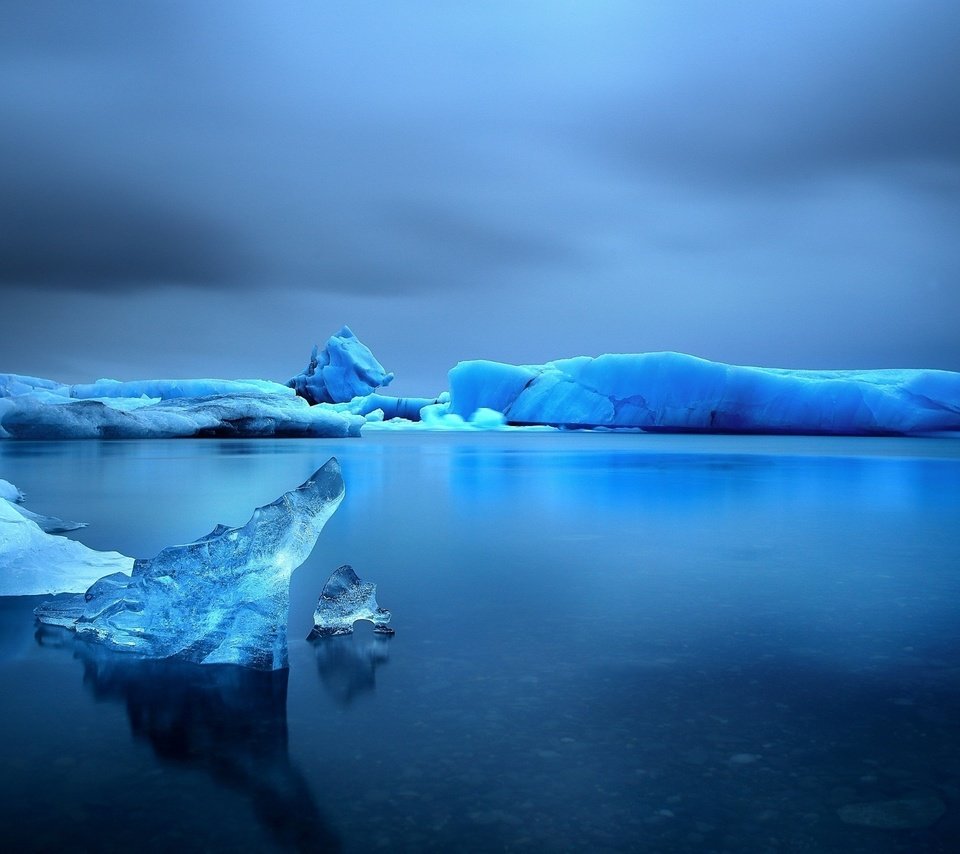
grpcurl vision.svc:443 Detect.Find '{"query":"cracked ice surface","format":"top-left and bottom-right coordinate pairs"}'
top-left (308, 565), bottom-right (393, 639)
top-left (35, 459), bottom-right (345, 670)
top-left (448, 352), bottom-right (960, 435)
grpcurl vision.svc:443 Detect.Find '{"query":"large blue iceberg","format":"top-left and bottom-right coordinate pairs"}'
top-left (288, 325), bottom-right (394, 405)
top-left (448, 352), bottom-right (960, 435)
top-left (34, 459), bottom-right (345, 670)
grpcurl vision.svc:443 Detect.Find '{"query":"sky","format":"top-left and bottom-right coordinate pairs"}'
top-left (1, 1), bottom-right (958, 395)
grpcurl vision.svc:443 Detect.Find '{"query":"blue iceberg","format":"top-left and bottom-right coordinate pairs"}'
top-left (35, 459), bottom-right (345, 670)
top-left (0, 386), bottom-right (362, 439)
top-left (448, 352), bottom-right (960, 435)
top-left (288, 325), bottom-right (394, 405)
top-left (308, 565), bottom-right (393, 639)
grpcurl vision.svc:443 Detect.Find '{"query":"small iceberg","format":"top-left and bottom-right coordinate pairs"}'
top-left (1, 477), bottom-right (87, 533)
top-left (0, 495), bottom-right (131, 597)
top-left (308, 565), bottom-right (393, 639)
top-left (288, 325), bottom-right (394, 405)
top-left (35, 459), bottom-right (345, 670)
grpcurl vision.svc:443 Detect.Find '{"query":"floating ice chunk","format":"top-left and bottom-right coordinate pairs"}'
top-left (288, 326), bottom-right (394, 404)
top-left (448, 353), bottom-right (960, 435)
top-left (7, 503), bottom-right (87, 534)
top-left (331, 392), bottom-right (440, 421)
top-left (0, 500), bottom-right (132, 596)
top-left (308, 565), bottom-right (393, 639)
top-left (0, 392), bottom-right (362, 439)
top-left (35, 459), bottom-right (346, 670)
top-left (0, 478), bottom-right (24, 503)
top-left (0, 370), bottom-right (363, 439)
top-left (0, 373), bottom-right (292, 401)
top-left (361, 395), bottom-right (548, 432)
top-left (1, 478), bottom-right (87, 532)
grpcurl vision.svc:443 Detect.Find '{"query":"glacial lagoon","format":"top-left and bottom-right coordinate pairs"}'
top-left (1, 433), bottom-right (959, 852)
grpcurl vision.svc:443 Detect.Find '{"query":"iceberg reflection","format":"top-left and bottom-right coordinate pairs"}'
top-left (40, 629), bottom-right (339, 852)
top-left (312, 632), bottom-right (391, 706)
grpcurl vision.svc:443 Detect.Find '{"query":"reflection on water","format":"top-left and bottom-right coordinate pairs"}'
top-left (37, 625), bottom-right (339, 853)
top-left (312, 632), bottom-right (391, 705)
top-left (1, 435), bottom-right (958, 852)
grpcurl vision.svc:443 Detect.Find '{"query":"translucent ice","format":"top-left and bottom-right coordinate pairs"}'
top-left (35, 459), bottom-right (346, 670)
top-left (288, 325), bottom-right (394, 405)
top-left (0, 499), bottom-right (132, 596)
top-left (448, 352), bottom-right (960, 435)
top-left (308, 565), bottom-right (393, 639)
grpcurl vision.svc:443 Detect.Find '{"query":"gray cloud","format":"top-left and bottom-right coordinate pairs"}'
top-left (581, 2), bottom-right (960, 186)
top-left (0, 0), bottom-right (957, 380)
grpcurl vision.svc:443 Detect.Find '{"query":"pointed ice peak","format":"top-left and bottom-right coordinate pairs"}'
top-left (288, 327), bottom-right (394, 405)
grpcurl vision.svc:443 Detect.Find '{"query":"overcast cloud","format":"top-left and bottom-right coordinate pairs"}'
top-left (1, 1), bottom-right (958, 393)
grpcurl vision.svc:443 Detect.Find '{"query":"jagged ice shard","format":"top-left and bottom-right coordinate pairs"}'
top-left (308, 565), bottom-right (393, 639)
top-left (35, 459), bottom-right (345, 670)
top-left (448, 352), bottom-right (960, 435)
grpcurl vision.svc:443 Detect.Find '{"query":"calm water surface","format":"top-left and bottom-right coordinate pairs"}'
top-left (1, 433), bottom-right (959, 853)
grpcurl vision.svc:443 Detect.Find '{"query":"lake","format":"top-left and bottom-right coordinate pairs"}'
top-left (1, 434), bottom-right (959, 852)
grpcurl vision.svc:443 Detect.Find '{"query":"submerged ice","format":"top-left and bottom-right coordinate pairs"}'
top-left (308, 565), bottom-right (393, 639)
top-left (35, 459), bottom-right (346, 670)
top-left (448, 352), bottom-right (960, 435)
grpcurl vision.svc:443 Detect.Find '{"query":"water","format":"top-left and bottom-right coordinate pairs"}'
top-left (1, 433), bottom-right (959, 853)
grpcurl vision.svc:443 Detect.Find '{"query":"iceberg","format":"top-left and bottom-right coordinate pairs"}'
top-left (288, 325), bottom-right (394, 405)
top-left (0, 478), bottom-right (24, 503)
top-left (2, 477), bottom-right (87, 533)
top-left (4, 504), bottom-right (86, 534)
top-left (448, 352), bottom-right (960, 435)
top-left (0, 373), bottom-right (292, 400)
top-left (308, 565), bottom-right (393, 639)
top-left (0, 390), bottom-right (362, 439)
top-left (35, 459), bottom-right (346, 670)
top-left (333, 392), bottom-right (440, 422)
top-left (0, 498), bottom-right (132, 596)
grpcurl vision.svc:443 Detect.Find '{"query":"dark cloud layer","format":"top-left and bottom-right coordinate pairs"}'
top-left (1, 1), bottom-right (958, 385)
